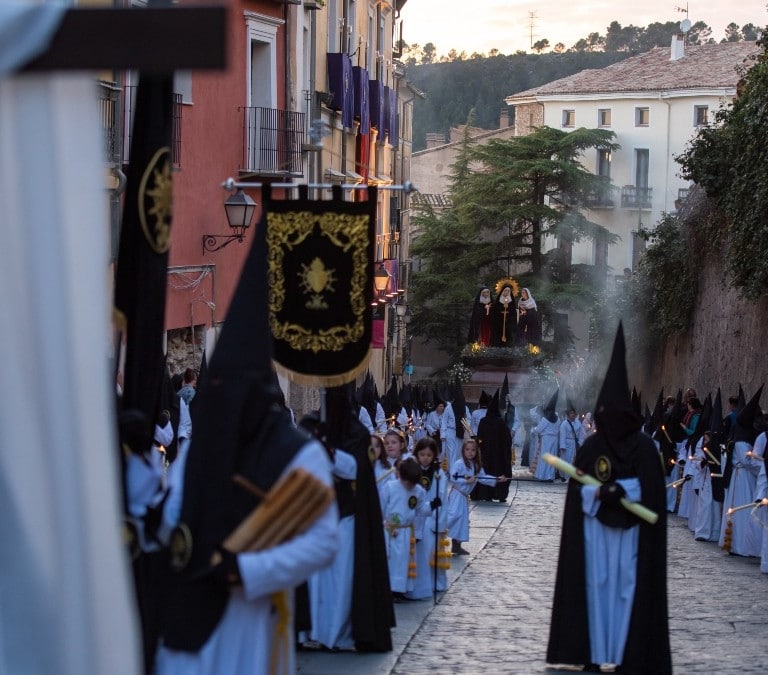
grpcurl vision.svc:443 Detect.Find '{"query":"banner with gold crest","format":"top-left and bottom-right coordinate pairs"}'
top-left (264, 184), bottom-right (377, 386)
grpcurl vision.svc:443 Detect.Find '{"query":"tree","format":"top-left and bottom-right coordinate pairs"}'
top-left (411, 124), bottom-right (620, 355)
top-left (421, 42), bottom-right (437, 65)
top-left (532, 38), bottom-right (550, 53)
top-left (741, 23), bottom-right (760, 41)
top-left (688, 21), bottom-right (713, 45)
top-left (553, 42), bottom-right (566, 54)
top-left (723, 22), bottom-right (741, 42)
top-left (678, 39), bottom-right (768, 299)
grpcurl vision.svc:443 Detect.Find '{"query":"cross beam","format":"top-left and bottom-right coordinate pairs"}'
top-left (21, 6), bottom-right (227, 73)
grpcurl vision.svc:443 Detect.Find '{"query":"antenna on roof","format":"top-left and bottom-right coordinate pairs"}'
top-left (674, 3), bottom-right (689, 19)
top-left (528, 11), bottom-right (538, 50)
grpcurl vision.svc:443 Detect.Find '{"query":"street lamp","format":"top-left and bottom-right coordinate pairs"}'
top-left (373, 263), bottom-right (391, 300)
top-left (202, 189), bottom-right (257, 253)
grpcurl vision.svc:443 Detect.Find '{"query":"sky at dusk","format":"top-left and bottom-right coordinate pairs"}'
top-left (399, 1), bottom-right (768, 57)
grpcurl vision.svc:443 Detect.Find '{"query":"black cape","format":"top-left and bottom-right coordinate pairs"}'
top-left (475, 411), bottom-right (512, 501)
top-left (546, 431), bottom-right (671, 674)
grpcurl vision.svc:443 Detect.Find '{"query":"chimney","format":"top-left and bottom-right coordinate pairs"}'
top-left (499, 108), bottom-right (510, 128)
top-left (425, 132), bottom-right (446, 149)
top-left (670, 33), bottom-right (685, 61)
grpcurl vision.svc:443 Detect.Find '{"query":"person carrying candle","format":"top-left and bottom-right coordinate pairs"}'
top-left (546, 322), bottom-right (671, 675)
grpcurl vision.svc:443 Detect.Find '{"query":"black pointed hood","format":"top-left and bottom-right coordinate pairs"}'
top-left (738, 384), bottom-right (746, 410)
top-left (709, 388), bottom-right (724, 436)
top-left (631, 387), bottom-right (641, 417)
top-left (384, 376), bottom-right (400, 418)
top-left (734, 384), bottom-right (763, 443)
top-left (543, 387), bottom-right (559, 423)
top-left (478, 390), bottom-right (490, 408)
top-left (593, 321), bottom-right (643, 441)
top-left (651, 388), bottom-right (664, 427)
top-left (500, 373), bottom-right (510, 407)
top-left (486, 389), bottom-right (501, 418)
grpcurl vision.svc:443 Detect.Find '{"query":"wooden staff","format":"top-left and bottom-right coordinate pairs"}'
top-left (542, 454), bottom-right (659, 525)
top-left (727, 497), bottom-right (768, 515)
top-left (461, 418), bottom-right (473, 437)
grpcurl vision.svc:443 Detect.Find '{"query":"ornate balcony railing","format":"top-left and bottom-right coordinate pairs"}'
top-left (97, 81), bottom-right (121, 166)
top-left (123, 85), bottom-right (183, 166)
top-left (240, 106), bottom-right (305, 177)
top-left (620, 185), bottom-right (652, 209)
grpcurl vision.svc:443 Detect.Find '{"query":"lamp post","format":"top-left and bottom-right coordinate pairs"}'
top-left (202, 188), bottom-right (257, 253)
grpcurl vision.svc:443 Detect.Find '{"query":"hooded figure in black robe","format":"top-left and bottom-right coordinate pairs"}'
top-left (475, 391), bottom-right (512, 502)
top-left (467, 285), bottom-right (493, 346)
top-left (321, 385), bottom-right (395, 652)
top-left (546, 322), bottom-right (671, 674)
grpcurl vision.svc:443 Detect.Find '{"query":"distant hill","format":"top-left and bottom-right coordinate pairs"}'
top-left (407, 51), bottom-right (629, 151)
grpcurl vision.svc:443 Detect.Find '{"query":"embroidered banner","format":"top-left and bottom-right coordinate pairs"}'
top-left (265, 184), bottom-right (377, 385)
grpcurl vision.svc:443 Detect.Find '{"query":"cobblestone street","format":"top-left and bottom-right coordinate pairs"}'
top-left (298, 474), bottom-right (768, 674)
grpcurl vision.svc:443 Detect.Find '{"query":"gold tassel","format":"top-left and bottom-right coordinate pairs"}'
top-left (722, 518), bottom-right (733, 553)
top-left (269, 591), bottom-right (290, 675)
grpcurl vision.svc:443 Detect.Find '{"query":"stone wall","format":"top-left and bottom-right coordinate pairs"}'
top-left (629, 211), bottom-right (768, 401)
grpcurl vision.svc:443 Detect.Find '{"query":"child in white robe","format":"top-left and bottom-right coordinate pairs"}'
top-left (379, 458), bottom-right (432, 601)
top-left (375, 428), bottom-right (407, 501)
top-left (447, 439), bottom-right (506, 554)
top-left (406, 438), bottom-right (449, 599)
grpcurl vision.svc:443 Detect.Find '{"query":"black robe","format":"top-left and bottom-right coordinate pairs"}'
top-left (474, 412), bottom-right (512, 501)
top-left (546, 431), bottom-right (671, 674)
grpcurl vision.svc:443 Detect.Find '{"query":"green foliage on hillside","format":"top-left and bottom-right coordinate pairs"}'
top-left (404, 18), bottom-right (760, 152)
top-left (407, 51), bottom-right (627, 150)
top-left (677, 37), bottom-right (768, 300)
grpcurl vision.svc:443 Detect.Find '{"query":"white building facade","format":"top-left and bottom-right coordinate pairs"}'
top-left (506, 38), bottom-right (756, 277)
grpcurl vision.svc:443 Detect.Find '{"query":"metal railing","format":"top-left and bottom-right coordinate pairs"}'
top-left (122, 85), bottom-right (183, 166)
top-left (583, 182), bottom-right (616, 208)
top-left (240, 106), bottom-right (305, 176)
top-left (97, 81), bottom-right (121, 166)
top-left (620, 185), bottom-right (652, 209)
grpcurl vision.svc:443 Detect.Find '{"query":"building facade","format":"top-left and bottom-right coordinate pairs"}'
top-left (101, 0), bottom-right (418, 414)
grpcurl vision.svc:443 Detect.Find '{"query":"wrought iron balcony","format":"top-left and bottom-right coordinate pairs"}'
top-left (583, 181), bottom-right (616, 208)
top-left (98, 81), bottom-right (121, 166)
top-left (122, 85), bottom-right (183, 166)
top-left (621, 185), bottom-right (652, 209)
top-left (240, 106), bottom-right (305, 177)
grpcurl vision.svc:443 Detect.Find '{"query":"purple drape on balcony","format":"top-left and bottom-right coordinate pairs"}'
top-left (388, 87), bottom-right (398, 146)
top-left (327, 52), bottom-right (354, 128)
top-left (382, 85), bottom-right (391, 144)
top-left (369, 78), bottom-right (384, 138)
top-left (352, 66), bottom-right (370, 135)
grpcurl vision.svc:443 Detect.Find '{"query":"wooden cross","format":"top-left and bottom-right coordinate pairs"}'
top-left (20, 5), bottom-right (226, 73)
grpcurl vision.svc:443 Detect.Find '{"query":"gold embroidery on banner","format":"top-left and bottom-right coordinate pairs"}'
top-left (268, 210), bottom-right (369, 353)
top-left (138, 147), bottom-right (173, 254)
top-left (299, 258), bottom-right (337, 310)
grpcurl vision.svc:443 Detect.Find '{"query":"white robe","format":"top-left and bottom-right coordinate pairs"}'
top-left (307, 450), bottom-right (357, 650)
top-left (754, 459), bottom-right (768, 573)
top-left (155, 441), bottom-right (339, 675)
top-left (690, 440), bottom-right (721, 542)
top-left (677, 441), bottom-right (696, 519)
top-left (441, 404), bottom-right (468, 469)
top-left (470, 407), bottom-right (487, 436)
top-left (532, 417), bottom-right (559, 481)
top-left (718, 437), bottom-right (765, 556)
top-left (380, 480), bottom-right (429, 593)
top-left (407, 467), bottom-right (449, 599)
top-left (582, 478), bottom-right (642, 666)
top-left (446, 460), bottom-right (497, 542)
top-left (558, 418), bottom-right (581, 466)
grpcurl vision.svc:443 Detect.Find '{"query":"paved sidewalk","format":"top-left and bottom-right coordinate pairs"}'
top-left (298, 471), bottom-right (768, 674)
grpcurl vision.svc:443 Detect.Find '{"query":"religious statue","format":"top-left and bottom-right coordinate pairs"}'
top-left (517, 287), bottom-right (540, 346)
top-left (491, 278), bottom-right (519, 347)
top-left (467, 286), bottom-right (493, 346)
